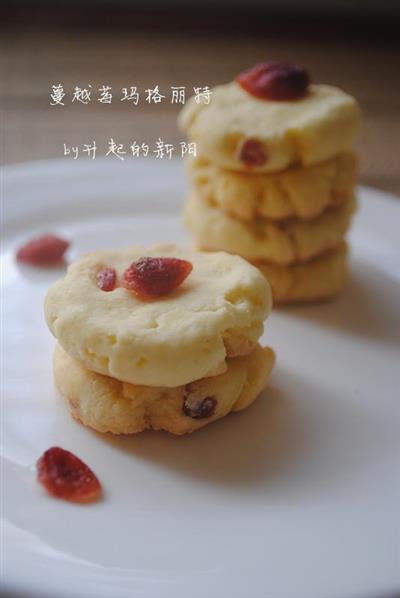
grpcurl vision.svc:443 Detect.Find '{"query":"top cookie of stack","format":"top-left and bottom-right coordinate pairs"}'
top-left (180, 62), bottom-right (361, 303)
top-left (179, 63), bottom-right (360, 174)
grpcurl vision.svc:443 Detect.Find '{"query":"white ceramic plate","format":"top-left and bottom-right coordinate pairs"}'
top-left (2, 159), bottom-right (400, 598)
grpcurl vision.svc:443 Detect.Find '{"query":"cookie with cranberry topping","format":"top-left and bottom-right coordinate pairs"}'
top-left (45, 245), bottom-right (271, 388)
top-left (254, 243), bottom-right (348, 304)
top-left (184, 193), bottom-right (356, 265)
top-left (186, 152), bottom-right (357, 221)
top-left (179, 81), bottom-right (361, 174)
top-left (53, 343), bottom-right (275, 435)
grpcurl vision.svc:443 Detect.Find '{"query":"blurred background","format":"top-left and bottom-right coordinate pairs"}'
top-left (1, 0), bottom-right (400, 195)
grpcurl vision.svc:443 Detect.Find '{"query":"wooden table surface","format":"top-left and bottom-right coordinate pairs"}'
top-left (1, 18), bottom-right (399, 196)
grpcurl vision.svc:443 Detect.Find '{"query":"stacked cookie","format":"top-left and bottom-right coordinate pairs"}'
top-left (180, 63), bottom-right (361, 303)
top-left (44, 245), bottom-right (275, 435)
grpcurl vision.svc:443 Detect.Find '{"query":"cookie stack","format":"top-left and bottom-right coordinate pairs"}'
top-left (180, 63), bottom-right (361, 303)
top-left (45, 245), bottom-right (275, 435)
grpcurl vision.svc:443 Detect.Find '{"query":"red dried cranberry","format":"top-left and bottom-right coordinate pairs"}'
top-left (182, 394), bottom-right (217, 419)
top-left (122, 257), bottom-right (193, 299)
top-left (16, 234), bottom-right (69, 266)
top-left (97, 267), bottom-right (116, 292)
top-left (236, 62), bottom-right (310, 101)
top-left (37, 447), bottom-right (102, 503)
top-left (239, 139), bottom-right (267, 167)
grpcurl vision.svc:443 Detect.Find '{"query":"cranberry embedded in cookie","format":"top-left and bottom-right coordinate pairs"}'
top-left (96, 267), bottom-right (117, 292)
top-left (239, 139), bottom-right (268, 167)
top-left (122, 256), bottom-right (193, 299)
top-left (182, 392), bottom-right (217, 419)
top-left (236, 62), bottom-right (310, 101)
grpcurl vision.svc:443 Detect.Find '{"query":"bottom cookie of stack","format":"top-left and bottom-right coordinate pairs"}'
top-left (254, 244), bottom-right (348, 304)
top-left (54, 343), bottom-right (275, 436)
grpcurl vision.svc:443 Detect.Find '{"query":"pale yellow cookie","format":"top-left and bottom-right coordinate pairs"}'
top-left (45, 245), bottom-right (271, 388)
top-left (53, 343), bottom-right (275, 435)
top-left (179, 82), bottom-right (361, 173)
top-left (187, 153), bottom-right (357, 221)
top-left (184, 193), bottom-right (356, 265)
top-left (255, 244), bottom-right (348, 304)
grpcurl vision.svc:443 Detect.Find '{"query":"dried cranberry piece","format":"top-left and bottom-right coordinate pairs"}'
top-left (16, 234), bottom-right (69, 266)
top-left (37, 446), bottom-right (102, 503)
top-left (236, 62), bottom-right (310, 101)
top-left (182, 394), bottom-right (217, 419)
top-left (122, 257), bottom-right (193, 299)
top-left (239, 139), bottom-right (267, 167)
top-left (97, 267), bottom-right (117, 292)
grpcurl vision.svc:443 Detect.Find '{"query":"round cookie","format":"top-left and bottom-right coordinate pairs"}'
top-left (185, 193), bottom-right (356, 265)
top-left (45, 245), bottom-right (272, 388)
top-left (53, 343), bottom-right (275, 435)
top-left (179, 81), bottom-right (361, 173)
top-left (187, 153), bottom-right (357, 221)
top-left (255, 244), bottom-right (348, 304)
